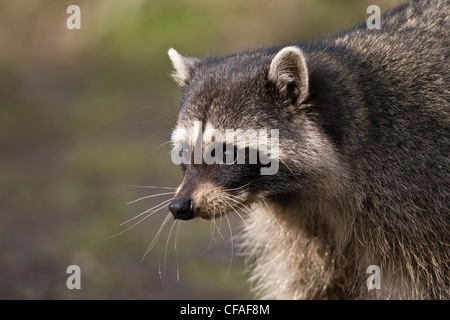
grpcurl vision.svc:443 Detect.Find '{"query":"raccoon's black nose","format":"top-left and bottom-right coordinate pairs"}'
top-left (169, 198), bottom-right (194, 220)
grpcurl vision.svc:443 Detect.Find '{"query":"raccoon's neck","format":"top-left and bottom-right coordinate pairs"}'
top-left (241, 199), bottom-right (358, 299)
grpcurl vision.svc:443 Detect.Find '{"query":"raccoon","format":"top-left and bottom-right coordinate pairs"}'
top-left (166, 0), bottom-right (449, 299)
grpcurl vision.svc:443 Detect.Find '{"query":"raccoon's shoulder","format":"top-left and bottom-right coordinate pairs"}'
top-left (333, 0), bottom-right (449, 56)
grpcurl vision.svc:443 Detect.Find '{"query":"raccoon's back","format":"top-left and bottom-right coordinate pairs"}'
top-left (331, 0), bottom-right (449, 164)
top-left (340, 0), bottom-right (449, 112)
top-left (326, 1), bottom-right (449, 298)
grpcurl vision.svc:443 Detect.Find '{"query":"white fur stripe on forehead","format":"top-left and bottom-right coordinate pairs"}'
top-left (203, 121), bottom-right (223, 146)
top-left (170, 121), bottom-right (281, 175)
top-left (171, 121), bottom-right (224, 147)
top-left (171, 126), bottom-right (187, 146)
top-left (172, 121), bottom-right (280, 153)
top-left (171, 120), bottom-right (202, 147)
top-left (173, 121), bottom-right (265, 149)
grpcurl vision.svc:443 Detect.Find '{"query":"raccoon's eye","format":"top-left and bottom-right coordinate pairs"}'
top-left (220, 144), bottom-right (238, 165)
top-left (178, 146), bottom-right (190, 160)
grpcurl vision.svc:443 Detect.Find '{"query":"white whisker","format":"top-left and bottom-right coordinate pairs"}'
top-left (157, 140), bottom-right (174, 150)
top-left (121, 198), bottom-right (173, 226)
top-left (260, 196), bottom-right (289, 249)
top-left (126, 191), bottom-right (175, 205)
top-left (223, 194), bottom-right (258, 224)
top-left (223, 182), bottom-right (252, 193)
top-left (175, 220), bottom-right (182, 282)
top-left (129, 185), bottom-right (177, 190)
top-left (223, 208), bottom-right (234, 282)
top-left (223, 197), bottom-right (248, 228)
top-left (140, 213), bottom-right (173, 264)
top-left (100, 203), bottom-right (165, 240)
top-left (203, 204), bottom-right (220, 254)
top-left (163, 219), bottom-right (178, 283)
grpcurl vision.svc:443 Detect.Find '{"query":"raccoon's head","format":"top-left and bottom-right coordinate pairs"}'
top-left (166, 46), bottom-right (333, 221)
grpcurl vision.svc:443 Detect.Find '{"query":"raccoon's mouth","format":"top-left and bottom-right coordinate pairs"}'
top-left (168, 198), bottom-right (248, 221)
top-left (169, 185), bottom-right (252, 221)
top-left (196, 206), bottom-right (228, 221)
top-left (196, 196), bottom-right (255, 221)
top-left (168, 198), bottom-right (230, 220)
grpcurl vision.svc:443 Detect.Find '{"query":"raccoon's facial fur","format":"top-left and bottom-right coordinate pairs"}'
top-left (168, 47), bottom-right (316, 220)
top-left (170, 139), bottom-right (265, 220)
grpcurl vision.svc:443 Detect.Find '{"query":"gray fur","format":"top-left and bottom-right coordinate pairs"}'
top-left (168, 0), bottom-right (449, 299)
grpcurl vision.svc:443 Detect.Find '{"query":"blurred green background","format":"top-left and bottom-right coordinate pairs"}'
top-left (0, 0), bottom-right (406, 299)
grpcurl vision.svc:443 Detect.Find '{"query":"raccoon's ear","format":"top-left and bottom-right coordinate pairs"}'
top-left (168, 48), bottom-right (199, 86)
top-left (268, 46), bottom-right (309, 105)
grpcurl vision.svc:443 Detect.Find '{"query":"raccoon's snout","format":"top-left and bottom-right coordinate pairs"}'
top-left (169, 198), bottom-right (194, 220)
